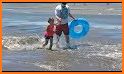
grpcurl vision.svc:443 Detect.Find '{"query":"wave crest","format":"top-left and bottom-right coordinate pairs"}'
top-left (2, 35), bottom-right (45, 51)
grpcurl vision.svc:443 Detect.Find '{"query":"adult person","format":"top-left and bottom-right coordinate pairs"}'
top-left (55, 3), bottom-right (75, 48)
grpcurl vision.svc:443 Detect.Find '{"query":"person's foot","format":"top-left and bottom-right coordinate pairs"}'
top-left (56, 43), bottom-right (60, 48)
top-left (47, 48), bottom-right (53, 51)
top-left (66, 43), bottom-right (71, 49)
top-left (37, 47), bottom-right (43, 49)
top-left (41, 44), bottom-right (46, 48)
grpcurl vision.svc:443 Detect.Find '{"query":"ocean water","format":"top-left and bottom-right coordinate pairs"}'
top-left (2, 3), bottom-right (122, 36)
top-left (2, 3), bottom-right (122, 71)
top-left (2, 3), bottom-right (122, 50)
top-left (2, 3), bottom-right (122, 52)
top-left (2, 12), bottom-right (122, 35)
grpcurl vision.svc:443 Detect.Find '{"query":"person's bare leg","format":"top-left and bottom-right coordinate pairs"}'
top-left (56, 35), bottom-right (60, 48)
top-left (48, 37), bottom-right (53, 50)
top-left (42, 39), bottom-right (49, 48)
top-left (65, 35), bottom-right (70, 48)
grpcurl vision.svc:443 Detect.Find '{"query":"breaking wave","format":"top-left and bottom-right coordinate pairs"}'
top-left (2, 34), bottom-right (46, 51)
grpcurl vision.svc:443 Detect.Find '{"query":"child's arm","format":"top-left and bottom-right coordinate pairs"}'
top-left (46, 25), bottom-right (50, 31)
top-left (53, 25), bottom-right (56, 32)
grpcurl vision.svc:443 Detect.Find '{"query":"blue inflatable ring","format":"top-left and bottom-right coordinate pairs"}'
top-left (69, 18), bottom-right (89, 39)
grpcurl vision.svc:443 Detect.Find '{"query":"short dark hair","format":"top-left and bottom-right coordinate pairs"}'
top-left (62, 2), bottom-right (67, 5)
top-left (48, 18), bottom-right (52, 23)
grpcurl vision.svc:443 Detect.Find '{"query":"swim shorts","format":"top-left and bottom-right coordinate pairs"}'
top-left (56, 23), bottom-right (69, 36)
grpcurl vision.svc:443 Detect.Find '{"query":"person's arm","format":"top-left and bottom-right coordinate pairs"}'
top-left (53, 25), bottom-right (56, 32)
top-left (55, 8), bottom-right (62, 24)
top-left (69, 13), bottom-right (75, 20)
top-left (56, 16), bottom-right (62, 24)
top-left (68, 6), bottom-right (75, 20)
top-left (46, 25), bottom-right (50, 32)
top-left (55, 12), bottom-right (61, 21)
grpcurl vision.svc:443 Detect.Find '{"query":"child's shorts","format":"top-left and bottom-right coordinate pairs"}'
top-left (45, 35), bottom-right (53, 39)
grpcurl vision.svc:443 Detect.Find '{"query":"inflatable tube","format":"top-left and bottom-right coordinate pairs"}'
top-left (69, 18), bottom-right (89, 39)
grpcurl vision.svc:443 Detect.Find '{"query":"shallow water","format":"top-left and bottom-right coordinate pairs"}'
top-left (2, 3), bottom-right (122, 36)
top-left (2, 3), bottom-right (122, 71)
top-left (2, 40), bottom-right (122, 71)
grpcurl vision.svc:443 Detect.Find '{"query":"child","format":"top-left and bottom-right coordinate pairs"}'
top-left (42, 18), bottom-right (56, 50)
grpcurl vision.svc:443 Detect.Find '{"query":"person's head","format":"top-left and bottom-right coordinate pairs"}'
top-left (61, 2), bottom-right (67, 8)
top-left (48, 18), bottom-right (54, 25)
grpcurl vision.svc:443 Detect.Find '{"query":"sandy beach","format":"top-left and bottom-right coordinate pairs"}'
top-left (2, 3), bottom-right (122, 71)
